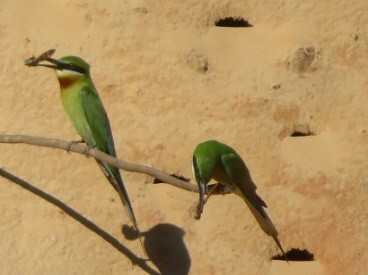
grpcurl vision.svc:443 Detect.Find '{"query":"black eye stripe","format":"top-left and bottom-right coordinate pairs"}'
top-left (64, 63), bottom-right (87, 74)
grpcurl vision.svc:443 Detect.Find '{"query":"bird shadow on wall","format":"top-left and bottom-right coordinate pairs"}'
top-left (123, 223), bottom-right (191, 275)
top-left (0, 168), bottom-right (159, 275)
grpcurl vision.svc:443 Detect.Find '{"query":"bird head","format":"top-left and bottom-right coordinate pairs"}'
top-left (36, 56), bottom-right (90, 77)
top-left (28, 54), bottom-right (91, 88)
top-left (25, 50), bottom-right (90, 76)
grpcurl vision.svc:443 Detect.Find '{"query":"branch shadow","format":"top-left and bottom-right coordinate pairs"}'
top-left (123, 223), bottom-right (191, 275)
top-left (0, 168), bottom-right (159, 275)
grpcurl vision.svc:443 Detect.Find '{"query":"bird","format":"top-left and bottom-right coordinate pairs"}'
top-left (26, 51), bottom-right (142, 248)
top-left (192, 139), bottom-right (287, 260)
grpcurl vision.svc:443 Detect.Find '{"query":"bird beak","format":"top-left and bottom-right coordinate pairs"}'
top-left (33, 57), bottom-right (65, 70)
top-left (26, 57), bottom-right (66, 70)
top-left (25, 49), bottom-right (65, 70)
top-left (195, 180), bottom-right (206, 219)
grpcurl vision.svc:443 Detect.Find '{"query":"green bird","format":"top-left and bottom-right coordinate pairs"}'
top-left (192, 140), bottom-right (287, 259)
top-left (26, 51), bottom-right (141, 242)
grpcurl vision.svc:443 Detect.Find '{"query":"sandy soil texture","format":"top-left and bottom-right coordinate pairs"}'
top-left (1, 0), bottom-right (367, 274)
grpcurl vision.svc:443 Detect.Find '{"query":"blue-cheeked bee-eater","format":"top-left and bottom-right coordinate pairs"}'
top-left (192, 140), bottom-right (287, 260)
top-left (25, 50), bottom-right (142, 246)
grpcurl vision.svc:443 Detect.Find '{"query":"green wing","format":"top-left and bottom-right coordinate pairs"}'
top-left (80, 87), bottom-right (116, 157)
top-left (221, 152), bottom-right (267, 212)
top-left (221, 152), bottom-right (280, 237)
top-left (220, 153), bottom-right (256, 193)
top-left (80, 87), bottom-right (139, 230)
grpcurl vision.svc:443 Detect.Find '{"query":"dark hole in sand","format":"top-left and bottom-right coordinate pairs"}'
top-left (291, 130), bottom-right (314, 137)
top-left (215, 17), bottom-right (253, 28)
top-left (272, 248), bottom-right (315, 261)
top-left (290, 125), bottom-right (315, 137)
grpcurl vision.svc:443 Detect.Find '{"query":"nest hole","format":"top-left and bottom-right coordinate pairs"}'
top-left (291, 131), bottom-right (315, 137)
top-left (272, 248), bottom-right (315, 261)
top-left (290, 124), bottom-right (315, 137)
top-left (215, 17), bottom-right (253, 28)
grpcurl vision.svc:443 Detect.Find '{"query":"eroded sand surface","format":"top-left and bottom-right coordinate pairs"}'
top-left (1, 1), bottom-right (367, 274)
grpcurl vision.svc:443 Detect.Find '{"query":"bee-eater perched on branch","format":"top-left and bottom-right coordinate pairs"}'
top-left (192, 140), bottom-right (287, 260)
top-left (25, 50), bottom-right (142, 247)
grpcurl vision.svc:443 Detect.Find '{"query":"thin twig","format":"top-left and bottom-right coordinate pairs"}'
top-left (0, 134), bottom-right (198, 193)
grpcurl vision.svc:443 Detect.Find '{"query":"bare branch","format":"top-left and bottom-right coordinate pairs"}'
top-left (0, 134), bottom-right (198, 193)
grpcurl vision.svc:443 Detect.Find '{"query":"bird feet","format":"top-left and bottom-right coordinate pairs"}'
top-left (83, 144), bottom-right (97, 158)
top-left (216, 183), bottom-right (236, 195)
top-left (66, 139), bottom-right (85, 153)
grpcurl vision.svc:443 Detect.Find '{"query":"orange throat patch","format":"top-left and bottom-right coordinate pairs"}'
top-left (58, 75), bottom-right (79, 89)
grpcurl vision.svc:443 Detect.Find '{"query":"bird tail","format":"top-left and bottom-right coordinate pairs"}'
top-left (96, 160), bottom-right (146, 253)
top-left (237, 190), bottom-right (288, 260)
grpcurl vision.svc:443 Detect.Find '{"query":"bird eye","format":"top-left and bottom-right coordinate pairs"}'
top-left (68, 64), bottom-right (77, 70)
top-left (65, 63), bottom-right (85, 74)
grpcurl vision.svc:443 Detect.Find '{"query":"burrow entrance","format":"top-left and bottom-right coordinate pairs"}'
top-left (272, 248), bottom-right (315, 261)
top-left (215, 17), bottom-right (253, 28)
